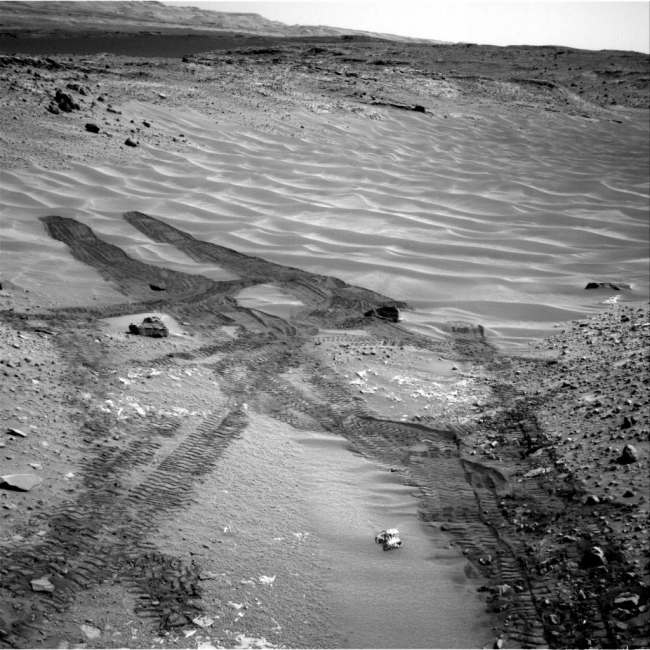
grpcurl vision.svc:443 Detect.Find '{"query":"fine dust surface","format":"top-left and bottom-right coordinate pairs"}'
top-left (1, 99), bottom-right (648, 346)
top-left (147, 412), bottom-right (493, 650)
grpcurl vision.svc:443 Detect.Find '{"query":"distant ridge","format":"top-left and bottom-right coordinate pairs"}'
top-left (0, 0), bottom-right (445, 43)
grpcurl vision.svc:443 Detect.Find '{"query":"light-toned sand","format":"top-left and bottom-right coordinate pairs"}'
top-left (2, 99), bottom-right (648, 345)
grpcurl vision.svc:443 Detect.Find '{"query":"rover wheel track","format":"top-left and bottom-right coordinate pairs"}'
top-left (0, 212), bottom-right (554, 647)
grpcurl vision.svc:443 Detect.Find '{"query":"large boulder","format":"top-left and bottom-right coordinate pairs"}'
top-left (54, 89), bottom-right (79, 112)
top-left (128, 316), bottom-right (169, 338)
top-left (364, 305), bottom-right (400, 323)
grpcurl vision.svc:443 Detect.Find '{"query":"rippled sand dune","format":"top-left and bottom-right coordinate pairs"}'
top-left (1, 101), bottom-right (648, 346)
top-left (1, 44), bottom-right (649, 650)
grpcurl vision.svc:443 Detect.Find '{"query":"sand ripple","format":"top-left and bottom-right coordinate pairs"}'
top-left (1, 102), bottom-right (648, 345)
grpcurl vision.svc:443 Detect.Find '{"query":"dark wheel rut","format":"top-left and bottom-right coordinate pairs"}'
top-left (0, 212), bottom-right (551, 648)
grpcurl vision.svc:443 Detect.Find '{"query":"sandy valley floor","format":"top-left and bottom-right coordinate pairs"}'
top-left (0, 34), bottom-right (649, 650)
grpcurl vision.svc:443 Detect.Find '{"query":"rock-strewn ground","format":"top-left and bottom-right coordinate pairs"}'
top-left (1, 245), bottom-right (647, 650)
top-left (463, 304), bottom-right (650, 649)
top-left (1, 38), bottom-right (648, 170)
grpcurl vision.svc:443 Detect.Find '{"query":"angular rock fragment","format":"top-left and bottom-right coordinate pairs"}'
top-left (581, 546), bottom-right (607, 568)
top-left (85, 123), bottom-right (100, 133)
top-left (617, 444), bottom-right (639, 465)
top-left (5, 428), bottom-right (27, 437)
top-left (364, 305), bottom-right (400, 322)
top-left (66, 82), bottom-right (87, 95)
top-left (584, 282), bottom-right (632, 290)
top-left (0, 473), bottom-right (43, 491)
top-left (495, 584), bottom-right (515, 597)
top-left (621, 415), bottom-right (635, 429)
top-left (375, 528), bottom-right (402, 551)
top-left (31, 577), bottom-right (55, 593)
top-left (80, 624), bottom-right (101, 639)
top-left (166, 612), bottom-right (188, 627)
top-left (128, 316), bottom-right (169, 338)
top-left (614, 593), bottom-right (640, 610)
top-left (54, 89), bottom-right (79, 112)
top-left (124, 137), bottom-right (138, 147)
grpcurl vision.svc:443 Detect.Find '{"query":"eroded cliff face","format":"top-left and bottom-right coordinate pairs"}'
top-left (0, 0), bottom-right (437, 40)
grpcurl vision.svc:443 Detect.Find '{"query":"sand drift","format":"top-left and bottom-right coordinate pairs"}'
top-left (1, 95), bottom-right (648, 346)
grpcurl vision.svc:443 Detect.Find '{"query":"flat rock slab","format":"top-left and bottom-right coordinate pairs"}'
top-left (31, 577), bottom-right (55, 593)
top-left (584, 282), bottom-right (632, 291)
top-left (0, 473), bottom-right (43, 491)
top-left (5, 428), bottom-right (27, 437)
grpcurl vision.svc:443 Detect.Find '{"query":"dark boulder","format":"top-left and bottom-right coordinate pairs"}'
top-left (364, 305), bottom-right (400, 322)
top-left (85, 123), bottom-right (100, 134)
top-left (66, 82), bottom-right (87, 95)
top-left (581, 546), bottom-right (607, 568)
top-left (585, 282), bottom-right (632, 290)
top-left (54, 89), bottom-right (79, 112)
top-left (128, 316), bottom-right (169, 338)
top-left (617, 444), bottom-right (639, 465)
